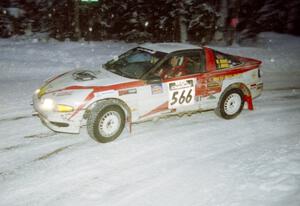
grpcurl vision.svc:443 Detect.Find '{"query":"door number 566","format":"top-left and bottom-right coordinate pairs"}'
top-left (170, 89), bottom-right (193, 106)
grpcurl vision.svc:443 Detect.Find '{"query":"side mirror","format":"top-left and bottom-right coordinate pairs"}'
top-left (146, 74), bottom-right (161, 84)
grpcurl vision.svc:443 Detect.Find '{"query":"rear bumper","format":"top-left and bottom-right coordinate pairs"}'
top-left (250, 82), bottom-right (263, 99)
top-left (32, 95), bottom-right (81, 134)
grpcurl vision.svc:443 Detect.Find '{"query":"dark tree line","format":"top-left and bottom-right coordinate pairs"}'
top-left (0, 0), bottom-right (299, 42)
top-left (238, 0), bottom-right (300, 40)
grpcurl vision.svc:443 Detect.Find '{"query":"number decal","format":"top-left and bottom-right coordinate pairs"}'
top-left (170, 89), bottom-right (193, 106)
top-left (179, 90), bottom-right (186, 104)
top-left (186, 89), bottom-right (193, 103)
top-left (170, 91), bottom-right (179, 106)
top-left (168, 79), bottom-right (196, 109)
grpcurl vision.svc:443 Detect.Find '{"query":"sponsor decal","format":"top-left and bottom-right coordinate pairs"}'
top-left (151, 84), bottom-right (163, 95)
top-left (207, 81), bottom-right (221, 88)
top-left (212, 73), bottom-right (240, 82)
top-left (118, 88), bottom-right (137, 96)
top-left (169, 79), bottom-right (194, 91)
top-left (216, 58), bottom-right (230, 69)
top-left (168, 78), bottom-right (196, 109)
top-left (225, 73), bottom-right (241, 79)
top-left (212, 76), bottom-right (225, 81)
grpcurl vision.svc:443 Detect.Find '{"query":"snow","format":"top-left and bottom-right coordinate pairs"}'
top-left (0, 33), bottom-right (300, 206)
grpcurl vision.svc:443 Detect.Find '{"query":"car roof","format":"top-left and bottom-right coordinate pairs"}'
top-left (140, 43), bottom-right (202, 54)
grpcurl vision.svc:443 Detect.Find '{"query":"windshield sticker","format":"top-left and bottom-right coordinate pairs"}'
top-left (137, 47), bottom-right (155, 54)
top-left (168, 78), bottom-right (196, 109)
top-left (151, 84), bottom-right (163, 95)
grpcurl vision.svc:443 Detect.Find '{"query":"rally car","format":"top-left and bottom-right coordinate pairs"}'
top-left (32, 43), bottom-right (263, 143)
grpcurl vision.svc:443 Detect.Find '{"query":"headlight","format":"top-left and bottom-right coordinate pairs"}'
top-left (34, 89), bottom-right (40, 95)
top-left (56, 104), bottom-right (74, 112)
top-left (40, 98), bottom-right (55, 111)
top-left (40, 98), bottom-right (74, 113)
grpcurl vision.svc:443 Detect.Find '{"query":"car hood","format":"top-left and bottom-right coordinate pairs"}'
top-left (43, 67), bottom-right (135, 93)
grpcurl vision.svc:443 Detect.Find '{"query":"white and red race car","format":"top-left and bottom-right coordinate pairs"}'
top-left (33, 43), bottom-right (263, 143)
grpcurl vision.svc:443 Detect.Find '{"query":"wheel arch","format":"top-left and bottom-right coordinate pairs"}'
top-left (219, 82), bottom-right (253, 110)
top-left (222, 82), bottom-right (251, 96)
top-left (84, 98), bottom-right (132, 123)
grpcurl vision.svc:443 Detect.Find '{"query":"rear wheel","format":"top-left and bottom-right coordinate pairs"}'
top-left (87, 104), bottom-right (125, 143)
top-left (216, 89), bottom-right (244, 119)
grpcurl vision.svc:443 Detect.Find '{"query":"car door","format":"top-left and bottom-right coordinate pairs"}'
top-left (136, 77), bottom-right (169, 121)
top-left (138, 50), bottom-right (205, 120)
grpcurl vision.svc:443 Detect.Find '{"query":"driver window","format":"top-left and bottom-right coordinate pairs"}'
top-left (156, 52), bottom-right (204, 80)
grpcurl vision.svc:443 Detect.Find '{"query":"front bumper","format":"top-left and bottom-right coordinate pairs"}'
top-left (32, 94), bottom-right (82, 134)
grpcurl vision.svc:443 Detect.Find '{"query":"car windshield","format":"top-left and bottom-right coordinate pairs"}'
top-left (104, 47), bottom-right (166, 79)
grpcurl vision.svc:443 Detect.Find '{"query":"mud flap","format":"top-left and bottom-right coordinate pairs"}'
top-left (244, 95), bottom-right (254, 110)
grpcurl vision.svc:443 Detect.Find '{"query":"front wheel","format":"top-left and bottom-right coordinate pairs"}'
top-left (87, 104), bottom-right (125, 143)
top-left (216, 89), bottom-right (244, 119)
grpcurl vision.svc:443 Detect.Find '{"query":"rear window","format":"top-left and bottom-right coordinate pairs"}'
top-left (214, 51), bottom-right (242, 70)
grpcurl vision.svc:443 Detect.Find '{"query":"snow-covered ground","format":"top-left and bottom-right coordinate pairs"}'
top-left (0, 33), bottom-right (300, 206)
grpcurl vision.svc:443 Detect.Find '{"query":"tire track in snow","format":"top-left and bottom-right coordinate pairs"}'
top-left (34, 143), bottom-right (78, 161)
top-left (0, 115), bottom-right (33, 124)
top-left (0, 141), bottom-right (86, 180)
top-left (24, 131), bottom-right (57, 139)
top-left (0, 144), bottom-right (24, 151)
top-left (0, 132), bottom-right (58, 152)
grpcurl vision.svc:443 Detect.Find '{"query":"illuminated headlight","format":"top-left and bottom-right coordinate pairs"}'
top-left (40, 98), bottom-right (74, 112)
top-left (34, 89), bottom-right (40, 95)
top-left (40, 98), bottom-right (55, 111)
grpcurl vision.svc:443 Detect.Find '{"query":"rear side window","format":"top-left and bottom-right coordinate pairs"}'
top-left (214, 51), bottom-right (242, 70)
top-left (182, 52), bottom-right (205, 74)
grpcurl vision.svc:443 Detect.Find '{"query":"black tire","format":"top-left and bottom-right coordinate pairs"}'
top-left (216, 89), bottom-right (244, 120)
top-left (87, 104), bottom-right (125, 143)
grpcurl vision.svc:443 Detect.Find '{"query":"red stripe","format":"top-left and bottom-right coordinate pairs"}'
top-left (52, 80), bottom-right (144, 93)
top-left (140, 101), bottom-right (169, 119)
top-left (209, 66), bottom-right (256, 77)
top-left (68, 92), bottom-right (95, 120)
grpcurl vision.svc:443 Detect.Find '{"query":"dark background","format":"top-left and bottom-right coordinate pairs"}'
top-left (0, 0), bottom-right (299, 43)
